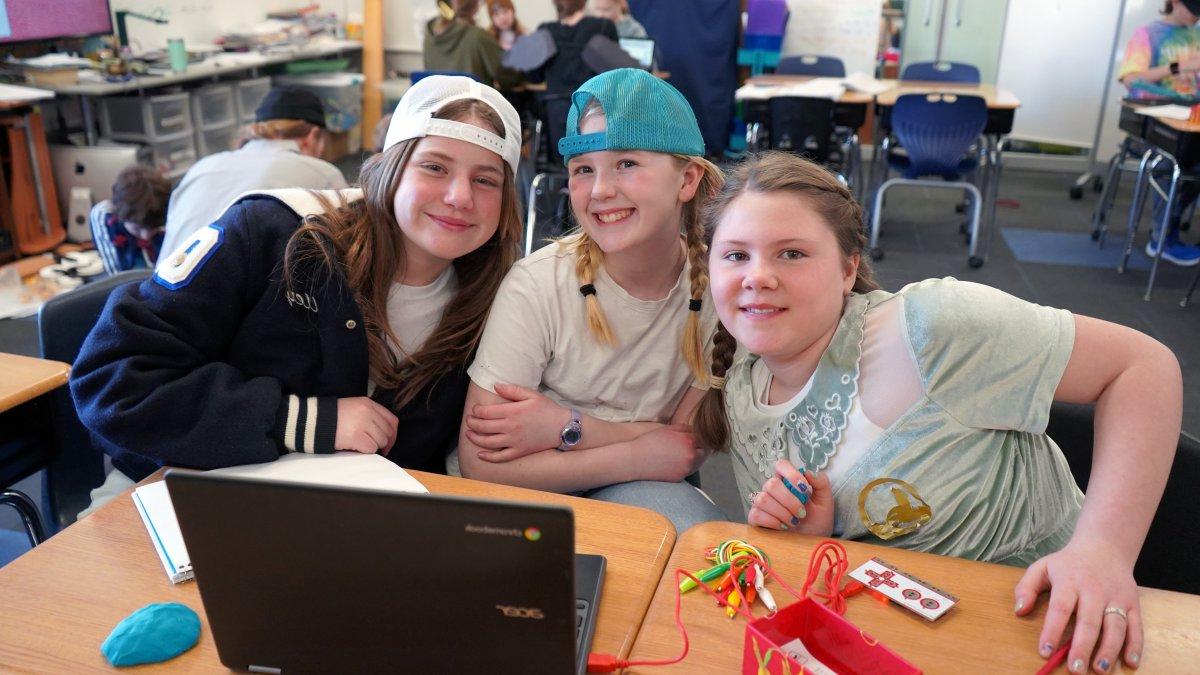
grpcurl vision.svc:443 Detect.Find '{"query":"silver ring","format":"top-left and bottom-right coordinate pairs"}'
top-left (1103, 607), bottom-right (1128, 621)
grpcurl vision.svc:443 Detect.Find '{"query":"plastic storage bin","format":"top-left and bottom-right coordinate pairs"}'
top-left (191, 84), bottom-right (236, 130)
top-left (236, 76), bottom-right (273, 123)
top-left (148, 134), bottom-right (198, 179)
top-left (272, 72), bottom-right (364, 134)
top-left (195, 124), bottom-right (238, 157)
top-left (100, 92), bottom-right (193, 142)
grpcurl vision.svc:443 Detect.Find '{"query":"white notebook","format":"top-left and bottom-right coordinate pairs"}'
top-left (133, 453), bottom-right (430, 584)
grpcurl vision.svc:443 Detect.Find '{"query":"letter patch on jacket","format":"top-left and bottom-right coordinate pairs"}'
top-left (154, 224), bottom-right (225, 290)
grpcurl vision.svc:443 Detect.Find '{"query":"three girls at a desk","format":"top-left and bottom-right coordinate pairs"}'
top-left (72, 70), bottom-right (1177, 675)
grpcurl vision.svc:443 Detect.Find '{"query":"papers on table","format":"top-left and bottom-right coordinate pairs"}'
top-left (844, 72), bottom-right (890, 95)
top-left (134, 453), bottom-right (429, 584)
top-left (736, 76), bottom-right (847, 101)
top-left (1135, 104), bottom-right (1193, 121)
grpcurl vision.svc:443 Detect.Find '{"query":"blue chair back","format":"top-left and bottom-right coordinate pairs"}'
top-left (891, 93), bottom-right (986, 179)
top-left (410, 70), bottom-right (484, 84)
top-left (901, 61), bottom-right (980, 83)
top-left (776, 54), bottom-right (846, 78)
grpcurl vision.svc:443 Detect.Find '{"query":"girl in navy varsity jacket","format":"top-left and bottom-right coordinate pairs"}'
top-left (71, 77), bottom-right (525, 500)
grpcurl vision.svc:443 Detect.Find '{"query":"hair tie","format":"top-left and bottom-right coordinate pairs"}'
top-left (688, 298), bottom-right (702, 312)
top-left (709, 375), bottom-right (726, 391)
top-left (579, 284), bottom-right (596, 297)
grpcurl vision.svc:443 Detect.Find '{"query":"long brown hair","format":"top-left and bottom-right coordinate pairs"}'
top-left (284, 99), bottom-right (522, 409)
top-left (434, 0), bottom-right (481, 32)
top-left (486, 0), bottom-right (525, 39)
top-left (694, 151), bottom-right (879, 451)
top-left (561, 100), bottom-right (724, 382)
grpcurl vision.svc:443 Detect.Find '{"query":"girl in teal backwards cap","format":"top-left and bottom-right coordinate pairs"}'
top-left (455, 68), bottom-right (727, 532)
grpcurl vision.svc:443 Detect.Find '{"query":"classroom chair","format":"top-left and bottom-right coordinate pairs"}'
top-left (37, 269), bottom-right (152, 534)
top-left (776, 54), bottom-right (846, 78)
top-left (0, 425), bottom-right (51, 546)
top-left (869, 93), bottom-right (988, 267)
top-left (1046, 402), bottom-right (1200, 596)
top-left (900, 61), bottom-right (981, 84)
top-left (524, 93), bottom-right (575, 256)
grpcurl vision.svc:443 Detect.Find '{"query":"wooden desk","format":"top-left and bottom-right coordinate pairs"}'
top-left (875, 80), bottom-right (1020, 109)
top-left (0, 352), bottom-right (69, 413)
top-left (0, 470), bottom-right (675, 671)
top-left (627, 522), bottom-right (1200, 674)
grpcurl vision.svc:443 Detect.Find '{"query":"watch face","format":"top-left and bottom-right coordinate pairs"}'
top-left (563, 427), bottom-right (582, 445)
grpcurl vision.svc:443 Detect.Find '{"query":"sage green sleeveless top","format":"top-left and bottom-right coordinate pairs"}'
top-left (726, 278), bottom-right (1084, 566)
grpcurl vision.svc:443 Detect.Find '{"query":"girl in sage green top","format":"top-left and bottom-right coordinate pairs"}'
top-left (694, 152), bottom-right (1180, 675)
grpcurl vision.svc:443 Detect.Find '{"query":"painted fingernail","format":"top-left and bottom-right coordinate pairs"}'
top-left (1070, 658), bottom-right (1084, 673)
top-left (1014, 599), bottom-right (1024, 613)
top-left (1041, 644), bottom-right (1054, 658)
top-left (779, 523), bottom-right (789, 531)
top-left (1098, 658), bottom-right (1110, 672)
top-left (796, 505), bottom-right (806, 519)
top-left (790, 516), bottom-right (801, 526)
top-left (1128, 652), bottom-right (1140, 666)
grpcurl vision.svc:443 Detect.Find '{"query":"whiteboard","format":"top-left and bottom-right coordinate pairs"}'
top-left (386, 0), bottom-right (558, 52)
top-left (996, 0), bottom-right (1157, 150)
top-left (109, 0), bottom-right (368, 50)
top-left (779, 0), bottom-right (882, 78)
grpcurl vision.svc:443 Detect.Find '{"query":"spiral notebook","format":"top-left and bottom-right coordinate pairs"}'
top-left (133, 453), bottom-right (429, 583)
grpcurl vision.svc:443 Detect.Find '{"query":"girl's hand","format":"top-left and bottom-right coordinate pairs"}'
top-left (334, 397), bottom-right (398, 455)
top-left (748, 460), bottom-right (834, 535)
top-left (1013, 541), bottom-right (1143, 673)
top-left (632, 424), bottom-right (709, 483)
top-left (467, 383), bottom-right (568, 462)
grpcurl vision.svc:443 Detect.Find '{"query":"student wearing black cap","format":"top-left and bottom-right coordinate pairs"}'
top-left (157, 86), bottom-right (348, 261)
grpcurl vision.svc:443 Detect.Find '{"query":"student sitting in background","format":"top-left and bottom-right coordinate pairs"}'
top-left (158, 87), bottom-right (347, 261)
top-left (698, 151), bottom-right (1178, 675)
top-left (89, 165), bottom-right (171, 275)
top-left (1118, 0), bottom-right (1200, 266)
top-left (487, 0), bottom-right (525, 51)
top-left (589, 0), bottom-right (646, 39)
top-left (424, 0), bottom-right (521, 88)
top-left (73, 76), bottom-right (524, 516)
top-left (528, 0), bottom-right (618, 96)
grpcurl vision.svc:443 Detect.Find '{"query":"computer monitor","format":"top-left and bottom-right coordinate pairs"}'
top-left (49, 144), bottom-right (142, 214)
top-left (0, 0), bottom-right (113, 44)
top-left (619, 38), bottom-right (655, 69)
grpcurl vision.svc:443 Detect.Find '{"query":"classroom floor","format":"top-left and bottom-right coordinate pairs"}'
top-left (2, 164), bottom-right (1198, 562)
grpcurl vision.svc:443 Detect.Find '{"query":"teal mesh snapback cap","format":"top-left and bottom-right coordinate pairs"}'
top-left (558, 68), bottom-right (705, 162)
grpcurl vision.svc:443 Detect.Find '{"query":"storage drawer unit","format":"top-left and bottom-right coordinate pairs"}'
top-left (148, 133), bottom-right (198, 179)
top-left (191, 84), bottom-right (237, 130)
top-left (100, 92), bottom-right (193, 142)
top-left (236, 77), bottom-right (273, 123)
top-left (195, 124), bottom-right (238, 157)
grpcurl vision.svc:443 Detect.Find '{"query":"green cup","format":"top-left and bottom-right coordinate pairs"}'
top-left (167, 38), bottom-right (187, 73)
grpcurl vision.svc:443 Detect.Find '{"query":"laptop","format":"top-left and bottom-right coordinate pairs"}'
top-left (619, 37), bottom-right (656, 69)
top-left (166, 471), bottom-right (605, 674)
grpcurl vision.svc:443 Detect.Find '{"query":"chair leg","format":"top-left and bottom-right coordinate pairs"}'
top-left (1093, 140), bottom-right (1129, 247)
top-left (965, 183), bottom-right (984, 268)
top-left (1145, 161), bottom-right (1182, 302)
top-left (1120, 150), bottom-right (1156, 274)
top-left (869, 180), bottom-right (895, 260)
top-left (525, 172), bottom-right (547, 257)
top-left (0, 490), bottom-right (46, 548)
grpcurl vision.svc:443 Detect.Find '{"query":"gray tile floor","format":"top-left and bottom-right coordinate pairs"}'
top-left (3, 165), bottom-right (1197, 562)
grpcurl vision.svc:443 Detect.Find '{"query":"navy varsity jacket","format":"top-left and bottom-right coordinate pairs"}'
top-left (71, 191), bottom-right (470, 481)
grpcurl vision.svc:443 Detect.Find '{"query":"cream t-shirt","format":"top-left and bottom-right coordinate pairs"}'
top-left (468, 241), bottom-right (718, 423)
top-left (385, 266), bottom-right (457, 358)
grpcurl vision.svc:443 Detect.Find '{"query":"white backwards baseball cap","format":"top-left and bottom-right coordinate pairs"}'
top-left (382, 75), bottom-right (523, 174)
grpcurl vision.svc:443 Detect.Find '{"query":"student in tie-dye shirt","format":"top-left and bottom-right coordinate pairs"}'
top-left (1118, 0), bottom-right (1200, 266)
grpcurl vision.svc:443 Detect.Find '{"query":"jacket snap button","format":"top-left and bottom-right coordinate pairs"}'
top-left (345, 319), bottom-right (357, 329)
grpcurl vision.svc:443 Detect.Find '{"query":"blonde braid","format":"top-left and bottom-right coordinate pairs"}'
top-left (571, 232), bottom-right (618, 346)
top-left (678, 157), bottom-right (725, 382)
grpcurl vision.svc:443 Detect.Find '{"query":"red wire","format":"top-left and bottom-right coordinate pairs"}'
top-left (604, 540), bottom-right (856, 670)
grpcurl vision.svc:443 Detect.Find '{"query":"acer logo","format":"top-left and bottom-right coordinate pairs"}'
top-left (495, 605), bottom-right (545, 619)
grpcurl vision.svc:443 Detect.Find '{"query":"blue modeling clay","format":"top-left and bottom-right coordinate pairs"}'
top-left (101, 602), bottom-right (201, 667)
